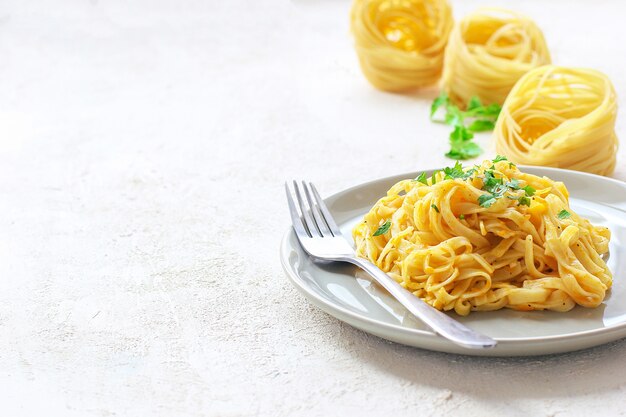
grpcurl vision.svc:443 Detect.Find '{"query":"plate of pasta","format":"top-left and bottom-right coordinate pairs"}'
top-left (280, 159), bottom-right (626, 356)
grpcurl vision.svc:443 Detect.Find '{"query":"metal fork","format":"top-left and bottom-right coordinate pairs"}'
top-left (285, 181), bottom-right (497, 349)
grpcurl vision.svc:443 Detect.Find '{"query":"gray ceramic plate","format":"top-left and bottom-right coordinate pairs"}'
top-left (280, 166), bottom-right (626, 356)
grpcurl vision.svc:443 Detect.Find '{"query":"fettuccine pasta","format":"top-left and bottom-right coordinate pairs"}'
top-left (353, 158), bottom-right (612, 316)
top-left (495, 65), bottom-right (619, 176)
top-left (350, 0), bottom-right (453, 91)
top-left (441, 8), bottom-right (550, 106)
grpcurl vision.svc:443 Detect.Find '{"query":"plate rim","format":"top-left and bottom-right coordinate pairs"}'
top-left (280, 165), bottom-right (626, 347)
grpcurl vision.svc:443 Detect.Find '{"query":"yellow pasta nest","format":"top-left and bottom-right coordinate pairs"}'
top-left (353, 159), bottom-right (612, 316)
top-left (495, 65), bottom-right (619, 176)
top-left (350, 0), bottom-right (453, 92)
top-left (441, 8), bottom-right (551, 107)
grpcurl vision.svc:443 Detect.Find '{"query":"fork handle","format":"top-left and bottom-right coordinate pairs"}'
top-left (349, 257), bottom-right (497, 349)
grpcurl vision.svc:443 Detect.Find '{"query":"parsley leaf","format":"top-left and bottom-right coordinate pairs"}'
top-left (467, 96), bottom-right (482, 111)
top-left (443, 161), bottom-right (467, 179)
top-left (493, 155), bottom-right (508, 163)
top-left (373, 221), bottom-right (391, 236)
top-left (523, 185), bottom-right (536, 196)
top-left (468, 119), bottom-right (495, 132)
top-left (450, 125), bottom-right (473, 142)
top-left (478, 170), bottom-right (533, 207)
top-left (444, 106), bottom-right (464, 127)
top-left (469, 103), bottom-right (501, 118)
top-left (446, 141), bottom-right (482, 160)
top-left (430, 95), bottom-right (502, 160)
top-left (430, 92), bottom-right (449, 118)
top-left (558, 209), bottom-right (571, 219)
top-left (415, 172), bottom-right (428, 185)
top-left (478, 194), bottom-right (497, 208)
top-left (505, 178), bottom-right (521, 190)
top-left (459, 214), bottom-right (465, 220)
top-left (431, 204), bottom-right (440, 213)
top-left (483, 170), bottom-right (504, 193)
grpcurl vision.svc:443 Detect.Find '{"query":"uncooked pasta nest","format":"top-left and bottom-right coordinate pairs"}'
top-left (441, 8), bottom-right (551, 107)
top-left (495, 65), bottom-right (619, 176)
top-left (353, 158), bottom-right (612, 316)
top-left (350, 0), bottom-right (453, 92)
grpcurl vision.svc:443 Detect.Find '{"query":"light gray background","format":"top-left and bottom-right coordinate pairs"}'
top-left (1, 0), bottom-right (625, 416)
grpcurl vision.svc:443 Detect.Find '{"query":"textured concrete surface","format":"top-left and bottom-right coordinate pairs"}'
top-left (1, 0), bottom-right (626, 416)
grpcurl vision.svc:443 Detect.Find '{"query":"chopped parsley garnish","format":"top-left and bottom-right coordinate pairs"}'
top-left (459, 214), bottom-right (465, 220)
top-left (478, 194), bottom-right (498, 208)
top-left (415, 172), bottom-right (428, 185)
top-left (483, 170), bottom-right (504, 192)
top-left (430, 93), bottom-right (502, 160)
top-left (422, 161), bottom-right (533, 210)
top-left (493, 155), bottom-right (508, 163)
top-left (373, 221), bottom-right (391, 236)
top-left (478, 169), bottom-right (535, 208)
top-left (558, 209), bottom-right (571, 219)
top-left (426, 163), bottom-right (477, 184)
top-left (506, 178), bottom-right (521, 190)
top-left (523, 185), bottom-right (536, 196)
top-left (443, 161), bottom-right (472, 179)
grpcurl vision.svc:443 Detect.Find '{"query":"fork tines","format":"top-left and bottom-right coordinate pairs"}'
top-left (285, 181), bottom-right (341, 238)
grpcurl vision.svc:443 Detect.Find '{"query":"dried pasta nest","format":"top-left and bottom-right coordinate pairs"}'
top-left (441, 8), bottom-right (550, 107)
top-left (495, 65), bottom-right (619, 176)
top-left (350, 0), bottom-right (453, 92)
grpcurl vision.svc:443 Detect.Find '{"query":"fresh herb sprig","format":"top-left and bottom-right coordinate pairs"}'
top-left (430, 93), bottom-right (502, 160)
